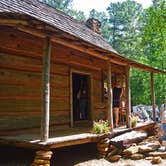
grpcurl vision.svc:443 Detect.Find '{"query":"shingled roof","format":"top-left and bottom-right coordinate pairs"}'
top-left (0, 0), bottom-right (118, 54)
top-left (0, 0), bottom-right (165, 74)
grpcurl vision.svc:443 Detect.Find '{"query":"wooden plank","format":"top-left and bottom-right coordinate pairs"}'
top-left (0, 63), bottom-right (42, 73)
top-left (111, 63), bottom-right (126, 74)
top-left (0, 69), bottom-right (42, 82)
top-left (0, 109), bottom-right (69, 116)
top-left (0, 80), bottom-right (41, 87)
top-left (0, 85), bottom-right (41, 96)
top-left (51, 87), bottom-right (69, 96)
top-left (0, 27), bottom-right (43, 55)
top-left (69, 70), bottom-right (73, 127)
top-left (150, 73), bottom-right (156, 121)
top-left (11, 24), bottom-right (109, 61)
top-left (125, 66), bottom-right (131, 128)
top-left (52, 43), bottom-right (107, 69)
top-left (54, 58), bottom-right (101, 71)
top-left (50, 114), bottom-right (70, 125)
top-left (47, 134), bottom-right (100, 149)
top-left (0, 95), bottom-right (68, 100)
top-left (0, 53), bottom-right (42, 66)
top-left (0, 46), bottom-right (41, 59)
top-left (0, 19), bottom-right (28, 26)
top-left (0, 116), bottom-right (41, 130)
top-left (0, 63), bottom-right (68, 75)
top-left (41, 37), bottom-right (51, 142)
top-left (51, 63), bottom-right (69, 75)
top-left (50, 74), bottom-right (69, 85)
top-left (107, 62), bottom-right (113, 129)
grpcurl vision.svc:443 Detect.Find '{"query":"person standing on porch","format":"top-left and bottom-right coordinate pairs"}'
top-left (160, 99), bottom-right (166, 140)
top-left (77, 82), bottom-right (88, 120)
top-left (113, 78), bottom-right (122, 128)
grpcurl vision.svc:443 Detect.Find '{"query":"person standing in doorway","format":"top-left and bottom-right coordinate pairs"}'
top-left (113, 77), bottom-right (122, 128)
top-left (77, 82), bottom-right (88, 120)
top-left (160, 99), bottom-right (166, 140)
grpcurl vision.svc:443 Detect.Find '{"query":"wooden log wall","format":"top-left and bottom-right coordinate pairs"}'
top-left (0, 26), bottom-right (109, 132)
top-left (0, 26), bottom-right (43, 130)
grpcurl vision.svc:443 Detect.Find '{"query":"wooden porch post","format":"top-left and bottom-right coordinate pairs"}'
top-left (150, 72), bottom-right (156, 121)
top-left (41, 37), bottom-right (51, 142)
top-left (125, 66), bottom-right (131, 128)
top-left (107, 62), bottom-right (113, 130)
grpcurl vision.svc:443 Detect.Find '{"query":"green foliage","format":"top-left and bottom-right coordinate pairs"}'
top-left (130, 69), bottom-right (152, 105)
top-left (131, 116), bottom-right (138, 127)
top-left (106, 0), bottom-right (144, 60)
top-left (92, 120), bottom-right (110, 134)
top-left (141, 0), bottom-right (166, 105)
top-left (142, 0), bottom-right (166, 69)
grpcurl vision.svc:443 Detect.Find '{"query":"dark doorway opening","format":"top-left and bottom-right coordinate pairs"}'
top-left (72, 73), bottom-right (90, 121)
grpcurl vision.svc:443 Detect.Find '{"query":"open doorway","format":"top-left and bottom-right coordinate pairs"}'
top-left (72, 73), bottom-right (90, 122)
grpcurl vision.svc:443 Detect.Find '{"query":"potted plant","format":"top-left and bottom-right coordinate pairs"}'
top-left (92, 120), bottom-right (111, 134)
top-left (131, 116), bottom-right (138, 128)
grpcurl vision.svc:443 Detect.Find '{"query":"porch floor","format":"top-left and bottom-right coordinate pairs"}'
top-left (0, 121), bottom-right (155, 150)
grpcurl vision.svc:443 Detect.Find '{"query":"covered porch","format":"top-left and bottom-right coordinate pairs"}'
top-left (0, 121), bottom-right (155, 150)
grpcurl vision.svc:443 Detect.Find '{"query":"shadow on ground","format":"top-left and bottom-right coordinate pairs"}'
top-left (0, 143), bottom-right (98, 166)
top-left (52, 143), bottom-right (98, 166)
top-left (0, 145), bottom-right (35, 166)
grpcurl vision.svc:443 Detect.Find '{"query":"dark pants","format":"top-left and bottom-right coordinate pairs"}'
top-left (79, 99), bottom-right (87, 120)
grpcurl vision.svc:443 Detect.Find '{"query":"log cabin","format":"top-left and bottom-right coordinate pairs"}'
top-left (0, 0), bottom-right (165, 157)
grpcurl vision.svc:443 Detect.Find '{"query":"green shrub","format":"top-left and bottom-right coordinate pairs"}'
top-left (131, 116), bottom-right (138, 128)
top-left (92, 120), bottom-right (111, 134)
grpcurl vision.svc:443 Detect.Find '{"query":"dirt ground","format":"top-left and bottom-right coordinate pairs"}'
top-left (75, 158), bottom-right (166, 166)
top-left (53, 143), bottom-right (166, 166)
top-left (1, 143), bottom-right (166, 166)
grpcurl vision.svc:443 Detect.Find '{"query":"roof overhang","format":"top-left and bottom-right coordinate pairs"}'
top-left (0, 12), bottom-right (165, 74)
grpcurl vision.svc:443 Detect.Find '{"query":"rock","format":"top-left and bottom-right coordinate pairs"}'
top-left (107, 155), bottom-right (121, 162)
top-left (145, 136), bottom-right (159, 142)
top-left (148, 151), bottom-right (166, 159)
top-left (109, 144), bottom-right (117, 151)
top-left (97, 147), bottom-right (109, 153)
top-left (145, 156), bottom-right (153, 160)
top-left (123, 145), bottom-right (139, 156)
top-left (151, 156), bottom-right (162, 164)
top-left (131, 154), bottom-right (144, 160)
top-left (97, 142), bottom-right (109, 148)
top-left (110, 131), bottom-right (147, 149)
top-left (97, 139), bottom-right (110, 158)
top-left (107, 148), bottom-right (122, 157)
top-left (138, 142), bottom-right (160, 153)
top-left (34, 159), bottom-right (50, 165)
top-left (162, 141), bottom-right (166, 146)
top-left (99, 138), bottom-right (110, 144)
top-left (36, 151), bottom-right (53, 156)
top-left (98, 154), bottom-right (106, 159)
top-left (31, 150), bottom-right (52, 166)
top-left (35, 154), bottom-right (52, 160)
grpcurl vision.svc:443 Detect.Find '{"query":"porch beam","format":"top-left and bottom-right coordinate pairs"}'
top-left (41, 37), bottom-right (51, 142)
top-left (107, 61), bottom-right (113, 130)
top-left (125, 66), bottom-right (131, 128)
top-left (150, 72), bottom-right (156, 121)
